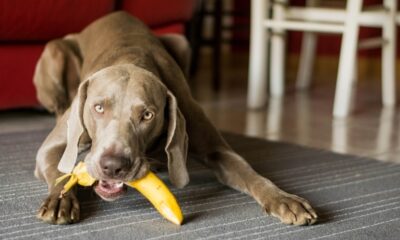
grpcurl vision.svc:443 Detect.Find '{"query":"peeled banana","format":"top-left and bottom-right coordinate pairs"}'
top-left (55, 162), bottom-right (183, 225)
top-left (125, 172), bottom-right (183, 225)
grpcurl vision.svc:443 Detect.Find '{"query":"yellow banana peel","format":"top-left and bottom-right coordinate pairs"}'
top-left (55, 162), bottom-right (96, 195)
top-left (55, 162), bottom-right (183, 225)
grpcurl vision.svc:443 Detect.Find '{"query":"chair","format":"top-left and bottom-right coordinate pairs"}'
top-left (247, 0), bottom-right (398, 117)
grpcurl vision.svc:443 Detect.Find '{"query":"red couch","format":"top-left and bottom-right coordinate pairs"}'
top-left (0, 0), bottom-right (194, 110)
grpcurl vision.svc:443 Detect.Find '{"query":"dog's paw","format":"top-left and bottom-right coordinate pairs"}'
top-left (263, 192), bottom-right (318, 226)
top-left (37, 191), bottom-right (80, 225)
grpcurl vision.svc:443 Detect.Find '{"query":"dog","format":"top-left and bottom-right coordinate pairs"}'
top-left (33, 12), bottom-right (317, 225)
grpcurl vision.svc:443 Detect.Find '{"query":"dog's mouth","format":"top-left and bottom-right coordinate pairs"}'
top-left (94, 180), bottom-right (128, 201)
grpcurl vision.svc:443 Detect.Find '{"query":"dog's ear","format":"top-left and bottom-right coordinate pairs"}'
top-left (33, 38), bottom-right (82, 117)
top-left (158, 34), bottom-right (191, 77)
top-left (58, 79), bottom-right (91, 173)
top-left (165, 91), bottom-right (189, 188)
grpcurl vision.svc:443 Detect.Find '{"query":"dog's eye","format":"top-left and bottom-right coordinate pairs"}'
top-left (94, 104), bottom-right (104, 114)
top-left (142, 111), bottom-right (154, 121)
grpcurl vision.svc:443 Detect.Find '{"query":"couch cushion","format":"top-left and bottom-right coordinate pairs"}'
top-left (153, 23), bottom-right (185, 35)
top-left (121, 0), bottom-right (194, 28)
top-left (0, 44), bottom-right (43, 109)
top-left (0, 0), bottom-right (115, 41)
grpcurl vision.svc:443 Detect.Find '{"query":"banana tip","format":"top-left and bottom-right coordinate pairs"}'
top-left (161, 205), bottom-right (183, 225)
top-left (171, 217), bottom-right (183, 225)
top-left (168, 216), bottom-right (182, 225)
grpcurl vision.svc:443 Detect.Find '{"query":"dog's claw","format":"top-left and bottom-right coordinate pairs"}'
top-left (37, 191), bottom-right (80, 225)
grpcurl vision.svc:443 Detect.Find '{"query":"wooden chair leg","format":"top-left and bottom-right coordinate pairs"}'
top-left (296, 0), bottom-right (319, 90)
top-left (247, 0), bottom-right (270, 108)
top-left (381, 0), bottom-right (397, 106)
top-left (296, 32), bottom-right (317, 90)
top-left (349, 58), bottom-right (358, 112)
top-left (332, 119), bottom-right (348, 153)
top-left (333, 0), bottom-right (362, 118)
top-left (269, 0), bottom-right (286, 97)
top-left (266, 97), bottom-right (283, 140)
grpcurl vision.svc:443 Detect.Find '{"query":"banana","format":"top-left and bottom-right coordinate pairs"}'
top-left (125, 171), bottom-right (183, 225)
top-left (55, 162), bottom-right (183, 225)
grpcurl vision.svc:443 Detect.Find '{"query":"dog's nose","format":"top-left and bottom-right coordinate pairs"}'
top-left (100, 156), bottom-right (130, 178)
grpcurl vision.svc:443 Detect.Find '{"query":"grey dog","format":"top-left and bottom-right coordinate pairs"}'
top-left (33, 12), bottom-right (317, 225)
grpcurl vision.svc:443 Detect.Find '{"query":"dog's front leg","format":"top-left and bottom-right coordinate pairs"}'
top-left (204, 149), bottom-right (318, 225)
top-left (35, 113), bottom-right (80, 225)
top-left (181, 102), bottom-right (317, 225)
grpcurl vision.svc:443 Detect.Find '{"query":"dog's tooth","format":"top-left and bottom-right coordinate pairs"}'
top-left (116, 182), bottom-right (124, 188)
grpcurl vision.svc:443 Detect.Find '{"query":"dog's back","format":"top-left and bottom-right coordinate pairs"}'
top-left (77, 11), bottom-right (166, 80)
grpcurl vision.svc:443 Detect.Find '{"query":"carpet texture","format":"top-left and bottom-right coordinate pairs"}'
top-left (0, 129), bottom-right (400, 240)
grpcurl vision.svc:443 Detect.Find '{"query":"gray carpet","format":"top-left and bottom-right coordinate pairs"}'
top-left (0, 130), bottom-right (400, 240)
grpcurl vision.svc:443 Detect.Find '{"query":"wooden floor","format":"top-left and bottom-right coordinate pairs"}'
top-left (191, 49), bottom-right (400, 163)
top-left (1, 49), bottom-right (400, 163)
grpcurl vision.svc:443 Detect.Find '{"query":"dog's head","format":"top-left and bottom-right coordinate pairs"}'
top-left (59, 64), bottom-right (189, 201)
